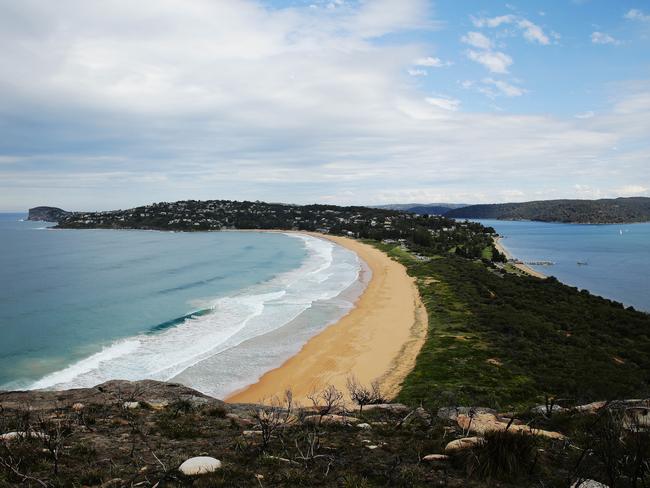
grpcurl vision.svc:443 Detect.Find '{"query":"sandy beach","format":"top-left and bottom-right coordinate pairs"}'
top-left (494, 236), bottom-right (546, 279)
top-left (226, 234), bottom-right (428, 405)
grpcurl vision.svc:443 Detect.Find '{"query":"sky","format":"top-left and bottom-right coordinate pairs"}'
top-left (0, 0), bottom-right (649, 211)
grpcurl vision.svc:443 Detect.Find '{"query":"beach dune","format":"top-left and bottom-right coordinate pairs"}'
top-left (226, 235), bottom-right (427, 405)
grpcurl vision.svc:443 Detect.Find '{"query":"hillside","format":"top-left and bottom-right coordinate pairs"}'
top-left (27, 206), bottom-right (71, 222)
top-left (445, 197), bottom-right (650, 223)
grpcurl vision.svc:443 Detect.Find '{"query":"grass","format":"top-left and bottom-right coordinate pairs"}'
top-left (370, 242), bottom-right (650, 410)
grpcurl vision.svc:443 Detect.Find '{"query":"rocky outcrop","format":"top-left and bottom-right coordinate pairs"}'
top-left (27, 206), bottom-right (71, 222)
top-left (456, 412), bottom-right (565, 439)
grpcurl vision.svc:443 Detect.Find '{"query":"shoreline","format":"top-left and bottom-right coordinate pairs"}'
top-left (493, 236), bottom-right (547, 279)
top-left (226, 233), bottom-right (428, 405)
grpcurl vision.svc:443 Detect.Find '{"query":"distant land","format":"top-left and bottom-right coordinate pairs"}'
top-left (373, 202), bottom-right (468, 213)
top-left (26, 206), bottom-right (71, 222)
top-left (444, 197), bottom-right (650, 224)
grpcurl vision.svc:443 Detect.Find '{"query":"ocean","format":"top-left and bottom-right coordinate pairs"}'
top-left (0, 214), bottom-right (364, 397)
top-left (477, 219), bottom-right (650, 312)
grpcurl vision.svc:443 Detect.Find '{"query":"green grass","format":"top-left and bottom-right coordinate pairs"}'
top-left (371, 243), bottom-right (650, 410)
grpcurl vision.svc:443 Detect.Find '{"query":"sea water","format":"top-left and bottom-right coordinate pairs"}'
top-left (477, 219), bottom-right (650, 312)
top-left (0, 214), bottom-right (364, 397)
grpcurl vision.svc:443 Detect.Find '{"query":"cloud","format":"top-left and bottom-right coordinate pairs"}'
top-left (414, 56), bottom-right (450, 67)
top-left (575, 111), bottom-right (596, 119)
top-left (615, 185), bottom-right (648, 196)
top-left (466, 50), bottom-right (513, 73)
top-left (461, 31), bottom-right (493, 49)
top-left (425, 97), bottom-right (461, 111)
top-left (481, 78), bottom-right (526, 97)
top-left (517, 19), bottom-right (550, 45)
top-left (591, 32), bottom-right (621, 45)
top-left (0, 1), bottom-right (648, 209)
top-left (624, 9), bottom-right (650, 22)
top-left (407, 68), bottom-right (427, 77)
top-left (472, 14), bottom-right (552, 45)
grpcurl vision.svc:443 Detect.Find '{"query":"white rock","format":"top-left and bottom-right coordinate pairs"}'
top-left (357, 423), bottom-right (372, 429)
top-left (0, 431), bottom-right (49, 442)
top-left (178, 456), bottom-right (222, 476)
top-left (365, 445), bottom-right (378, 450)
top-left (444, 437), bottom-right (484, 452)
top-left (571, 480), bottom-right (609, 488)
top-left (122, 401), bottom-right (140, 409)
top-left (242, 430), bottom-right (263, 437)
top-left (422, 454), bottom-right (449, 462)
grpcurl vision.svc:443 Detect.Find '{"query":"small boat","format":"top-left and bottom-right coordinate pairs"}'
top-left (577, 261), bottom-right (588, 266)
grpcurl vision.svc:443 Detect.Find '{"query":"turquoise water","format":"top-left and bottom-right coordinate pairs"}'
top-left (0, 214), bottom-right (362, 396)
top-left (478, 220), bottom-right (650, 312)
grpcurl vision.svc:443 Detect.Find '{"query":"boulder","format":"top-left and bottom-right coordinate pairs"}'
top-left (362, 403), bottom-right (410, 414)
top-left (437, 406), bottom-right (496, 422)
top-left (122, 401), bottom-right (140, 409)
top-left (444, 437), bottom-right (484, 452)
top-left (422, 454), bottom-right (449, 463)
top-left (574, 401), bottom-right (607, 414)
top-left (571, 480), bottom-right (609, 488)
top-left (457, 412), bottom-right (565, 440)
top-left (0, 431), bottom-right (49, 442)
top-left (303, 414), bottom-right (360, 425)
top-left (242, 430), bottom-right (263, 437)
top-left (178, 456), bottom-right (222, 476)
top-left (357, 423), bottom-right (372, 429)
top-left (531, 404), bottom-right (567, 415)
top-left (72, 402), bottom-right (85, 412)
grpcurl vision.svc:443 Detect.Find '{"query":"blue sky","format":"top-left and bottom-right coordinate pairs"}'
top-left (0, 0), bottom-right (649, 211)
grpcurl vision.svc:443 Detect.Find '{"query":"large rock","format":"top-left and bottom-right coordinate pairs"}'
top-left (303, 414), bottom-right (360, 425)
top-left (444, 437), bottom-right (484, 452)
top-left (0, 431), bottom-right (49, 442)
top-left (457, 412), bottom-right (565, 440)
top-left (571, 480), bottom-right (609, 488)
top-left (178, 456), bottom-right (222, 476)
top-left (361, 403), bottom-right (410, 414)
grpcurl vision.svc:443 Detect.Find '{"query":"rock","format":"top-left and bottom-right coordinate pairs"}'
top-left (571, 480), bottom-right (609, 488)
top-left (531, 404), bottom-right (567, 415)
top-left (574, 401), bottom-right (607, 414)
top-left (361, 403), bottom-right (410, 414)
top-left (365, 444), bottom-right (379, 450)
top-left (357, 422), bottom-right (371, 429)
top-left (122, 401), bottom-right (140, 409)
top-left (242, 430), bottom-right (263, 437)
top-left (414, 406), bottom-right (431, 421)
top-left (303, 414), bottom-right (360, 425)
top-left (457, 412), bottom-right (565, 440)
top-left (146, 400), bottom-right (169, 410)
top-left (0, 431), bottom-right (49, 442)
top-left (227, 413), bottom-right (255, 426)
top-left (422, 454), bottom-right (449, 462)
top-left (623, 407), bottom-right (650, 430)
top-left (444, 437), bottom-right (484, 452)
top-left (178, 456), bottom-right (222, 476)
top-left (437, 406), bottom-right (496, 422)
top-left (101, 479), bottom-right (124, 487)
top-left (72, 402), bottom-right (85, 412)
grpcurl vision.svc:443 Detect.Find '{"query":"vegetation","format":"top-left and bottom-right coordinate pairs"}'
top-left (444, 197), bottom-right (650, 223)
top-left (382, 244), bottom-right (650, 410)
top-left (2, 380), bottom-right (647, 487)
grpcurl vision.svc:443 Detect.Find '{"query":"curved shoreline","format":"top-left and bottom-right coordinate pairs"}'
top-left (226, 234), bottom-right (428, 405)
top-left (493, 236), bottom-right (547, 279)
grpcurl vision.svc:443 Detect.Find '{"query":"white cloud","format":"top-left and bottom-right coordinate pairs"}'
top-left (414, 56), bottom-right (450, 67)
top-left (425, 97), bottom-right (461, 111)
top-left (461, 31), bottom-right (493, 49)
top-left (472, 14), bottom-right (552, 45)
top-left (472, 14), bottom-right (516, 28)
top-left (615, 185), bottom-right (648, 196)
top-left (0, 1), bottom-right (648, 209)
top-left (407, 68), bottom-right (427, 77)
top-left (624, 9), bottom-right (650, 22)
top-left (466, 50), bottom-right (513, 73)
top-left (517, 19), bottom-right (550, 45)
top-left (591, 32), bottom-right (621, 45)
top-left (575, 111), bottom-right (596, 119)
top-left (482, 78), bottom-right (526, 97)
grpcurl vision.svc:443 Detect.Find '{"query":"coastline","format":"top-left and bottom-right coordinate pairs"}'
top-left (226, 234), bottom-right (428, 405)
top-left (493, 236), bottom-right (547, 279)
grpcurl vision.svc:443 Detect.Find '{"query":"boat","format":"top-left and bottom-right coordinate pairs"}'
top-left (577, 261), bottom-right (588, 266)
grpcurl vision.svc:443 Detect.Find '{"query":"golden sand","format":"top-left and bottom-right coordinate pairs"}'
top-left (226, 234), bottom-right (427, 405)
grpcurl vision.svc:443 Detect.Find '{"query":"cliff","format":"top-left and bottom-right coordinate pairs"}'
top-left (27, 206), bottom-right (71, 222)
